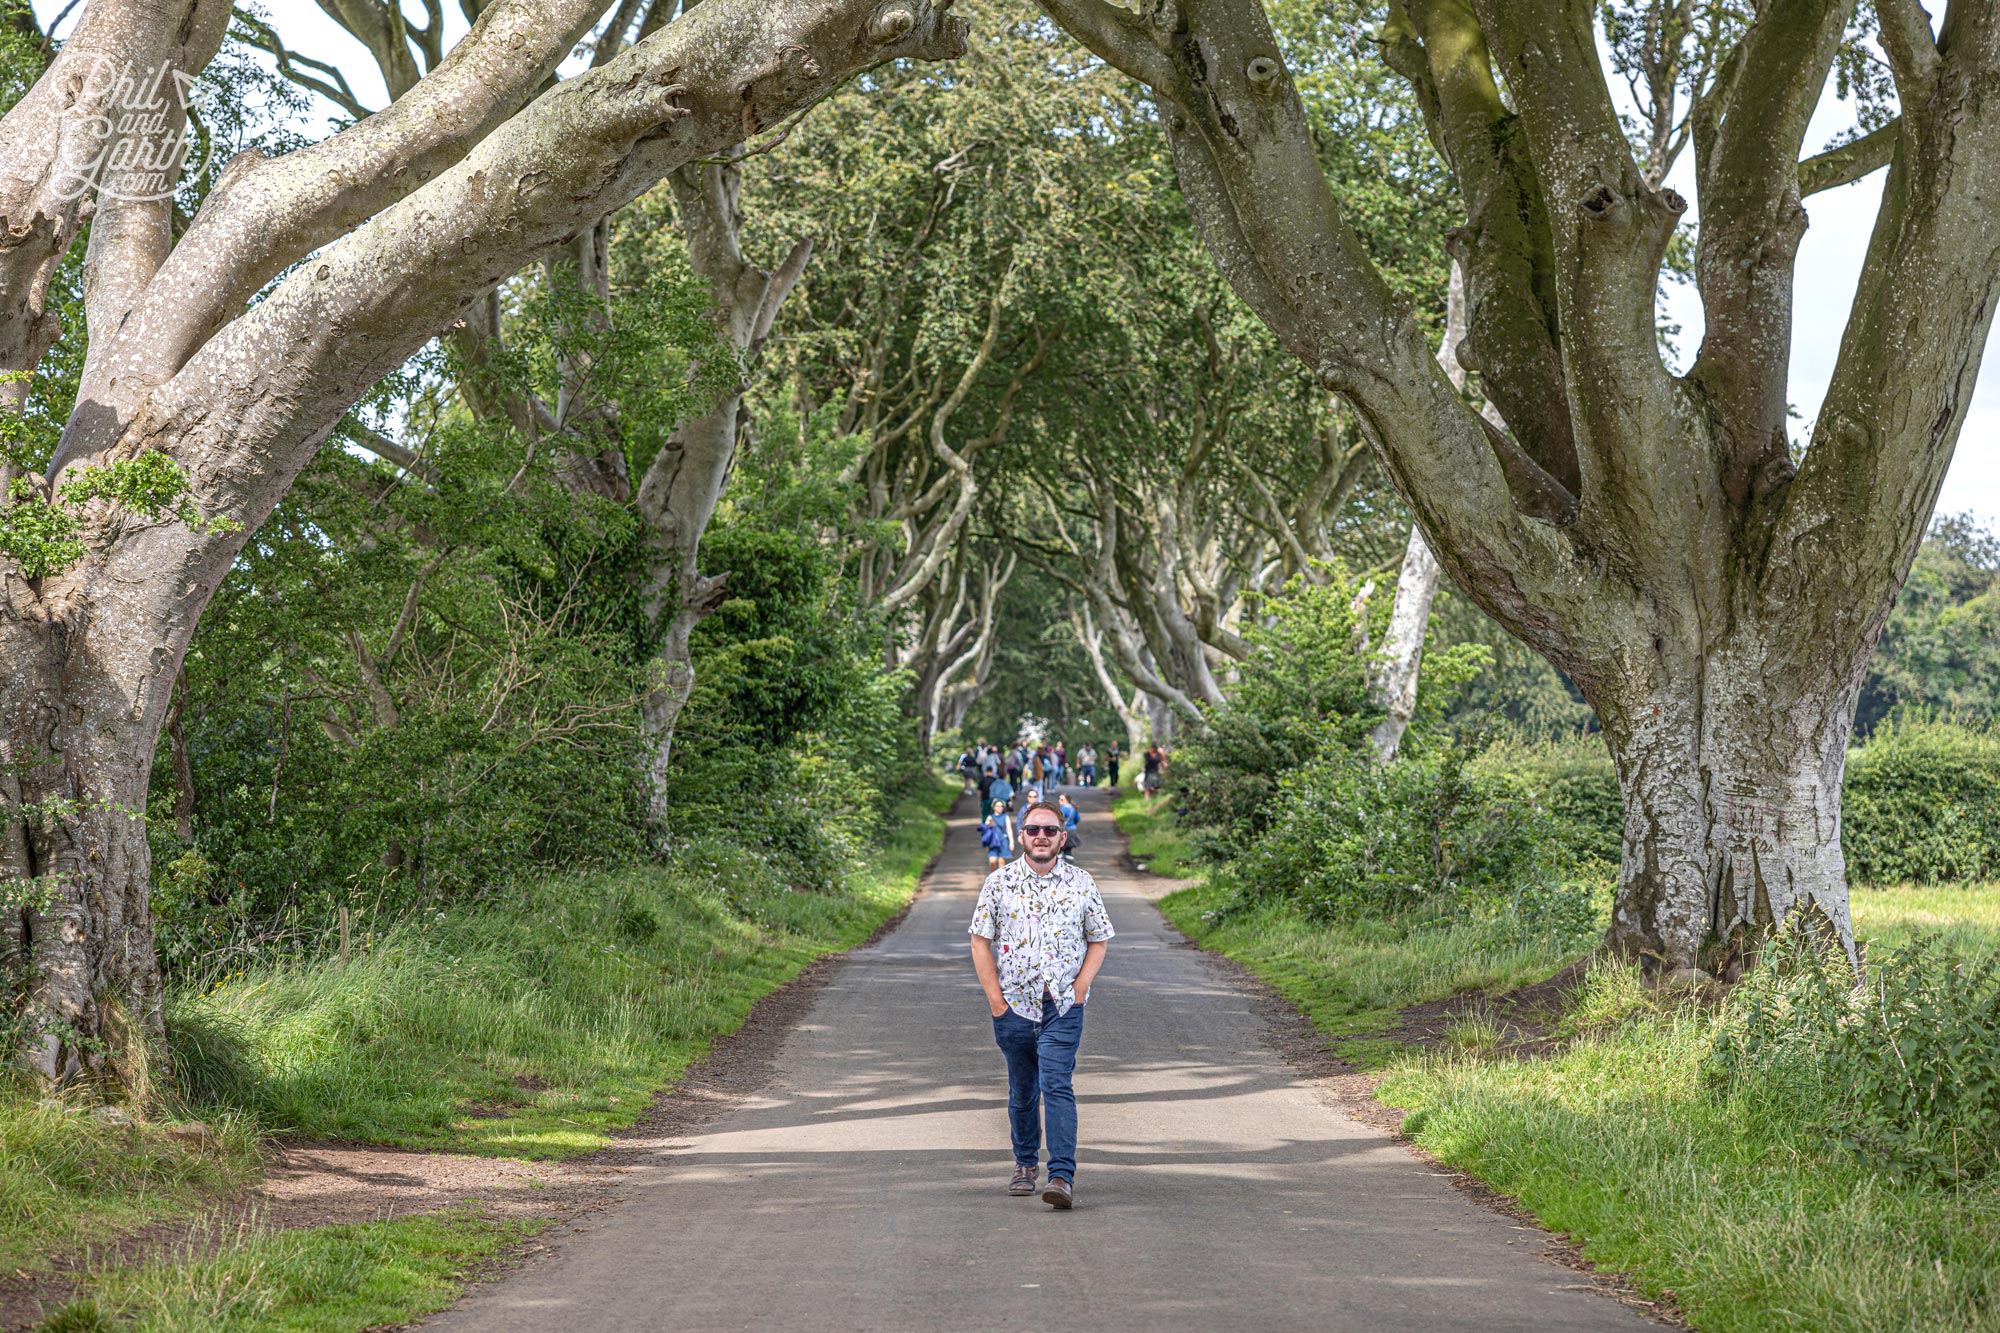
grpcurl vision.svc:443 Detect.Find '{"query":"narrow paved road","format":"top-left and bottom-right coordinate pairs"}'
top-left (432, 788), bottom-right (1649, 1332)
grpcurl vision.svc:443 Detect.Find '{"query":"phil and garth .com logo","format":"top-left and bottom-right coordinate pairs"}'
top-left (56, 55), bottom-right (216, 204)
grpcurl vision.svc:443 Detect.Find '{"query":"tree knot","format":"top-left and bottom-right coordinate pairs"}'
top-left (1245, 56), bottom-right (1284, 98)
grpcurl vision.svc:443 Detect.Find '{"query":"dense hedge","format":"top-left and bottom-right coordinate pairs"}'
top-left (1844, 718), bottom-right (2000, 885)
top-left (1469, 719), bottom-right (2000, 886)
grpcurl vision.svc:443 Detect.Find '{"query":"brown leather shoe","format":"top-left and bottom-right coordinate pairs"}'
top-left (1009, 1164), bottom-right (1038, 1196)
top-left (1042, 1176), bottom-right (1073, 1209)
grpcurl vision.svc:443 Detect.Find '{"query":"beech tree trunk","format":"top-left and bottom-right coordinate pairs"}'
top-left (1367, 524), bottom-right (1440, 763)
top-left (1595, 607), bottom-right (1863, 974)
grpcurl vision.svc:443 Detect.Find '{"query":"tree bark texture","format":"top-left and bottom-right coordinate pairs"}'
top-left (1368, 523), bottom-right (1439, 763)
top-left (1, 0), bottom-right (969, 1085)
top-left (1038, 0), bottom-right (2000, 971)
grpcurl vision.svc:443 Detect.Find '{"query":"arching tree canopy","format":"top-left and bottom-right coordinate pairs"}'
top-left (5, 0), bottom-right (1992, 1091)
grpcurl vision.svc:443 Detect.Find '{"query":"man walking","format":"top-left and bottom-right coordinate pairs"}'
top-left (977, 743), bottom-right (999, 808)
top-left (969, 801), bottom-right (1114, 1209)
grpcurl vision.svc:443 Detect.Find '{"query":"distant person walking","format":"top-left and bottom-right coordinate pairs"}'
top-left (978, 745), bottom-right (999, 808)
top-left (1142, 744), bottom-right (1165, 795)
top-left (980, 798), bottom-right (1016, 871)
top-left (969, 800), bottom-right (1114, 1210)
top-left (989, 772), bottom-right (1015, 815)
top-left (1105, 742), bottom-right (1121, 789)
top-left (1077, 743), bottom-right (1097, 787)
top-left (1056, 792), bottom-right (1082, 858)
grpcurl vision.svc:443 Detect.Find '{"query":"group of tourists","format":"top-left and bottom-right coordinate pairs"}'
top-left (953, 736), bottom-right (1173, 874)
top-left (977, 787), bottom-right (1084, 870)
top-left (958, 739), bottom-right (1106, 873)
top-left (957, 738), bottom-right (1115, 798)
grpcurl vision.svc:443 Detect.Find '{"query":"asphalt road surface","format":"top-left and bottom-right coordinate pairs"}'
top-left (430, 787), bottom-right (1650, 1332)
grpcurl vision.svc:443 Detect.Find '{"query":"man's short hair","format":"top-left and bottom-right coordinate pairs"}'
top-left (1021, 800), bottom-right (1065, 828)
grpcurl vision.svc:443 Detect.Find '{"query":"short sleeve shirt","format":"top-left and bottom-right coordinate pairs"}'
top-left (969, 857), bottom-right (1115, 1022)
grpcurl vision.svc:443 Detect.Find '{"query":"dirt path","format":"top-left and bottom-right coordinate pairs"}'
top-left (422, 787), bottom-right (1657, 1332)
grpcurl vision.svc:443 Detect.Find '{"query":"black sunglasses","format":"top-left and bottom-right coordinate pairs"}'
top-left (1021, 823), bottom-right (1064, 838)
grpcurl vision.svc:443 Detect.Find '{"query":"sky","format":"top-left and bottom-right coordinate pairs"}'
top-left (35, 0), bottom-right (2000, 530)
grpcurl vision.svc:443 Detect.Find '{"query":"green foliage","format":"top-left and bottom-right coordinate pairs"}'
top-left (1708, 929), bottom-right (2000, 1187)
top-left (1843, 716), bottom-right (2000, 885)
top-left (1168, 568), bottom-right (1553, 933)
top-left (664, 393), bottom-right (920, 886)
top-left (147, 444), bottom-right (655, 965)
top-left (0, 453), bottom-right (244, 580)
top-left (1229, 740), bottom-right (1600, 945)
top-left (957, 569), bottom-right (1111, 745)
top-left (0, 1), bottom-right (47, 116)
top-left (143, 261), bottom-right (741, 957)
top-left (1171, 568), bottom-right (1382, 854)
top-left (1434, 588), bottom-right (1597, 734)
top-left (1450, 719), bottom-right (2000, 889)
top-left (0, 478), bottom-right (86, 578)
top-left (1857, 514), bottom-right (2000, 733)
top-left (1467, 732), bottom-right (1623, 862)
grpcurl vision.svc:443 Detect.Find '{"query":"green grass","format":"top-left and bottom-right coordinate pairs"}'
top-left (1142, 777), bottom-right (2000, 1329)
top-left (169, 783), bottom-right (956, 1156)
top-left (41, 1209), bottom-right (547, 1332)
top-left (1852, 881), bottom-right (2000, 958)
top-left (0, 1095), bottom-right (265, 1275)
top-left (1158, 877), bottom-right (1592, 1048)
top-left (4, 780), bottom-right (957, 1327)
top-left (1376, 959), bottom-right (2000, 1331)
top-left (1108, 788), bottom-right (1202, 880)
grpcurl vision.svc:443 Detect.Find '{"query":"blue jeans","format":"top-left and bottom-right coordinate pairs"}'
top-left (993, 999), bottom-right (1085, 1181)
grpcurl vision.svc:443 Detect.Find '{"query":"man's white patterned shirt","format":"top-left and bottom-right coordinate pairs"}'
top-left (969, 856), bottom-right (1115, 1021)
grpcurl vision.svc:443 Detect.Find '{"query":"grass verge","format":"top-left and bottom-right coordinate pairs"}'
top-left (1375, 937), bottom-right (2000, 1332)
top-left (37, 1210), bottom-right (548, 1333)
top-left (1150, 770), bottom-right (2000, 1333)
top-left (5, 779), bottom-right (957, 1328)
top-left (1107, 788), bottom-right (1201, 880)
top-left (169, 782), bottom-right (956, 1158)
top-left (1159, 877), bottom-right (1591, 1048)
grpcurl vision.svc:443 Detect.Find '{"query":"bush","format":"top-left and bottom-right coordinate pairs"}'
top-left (1227, 740), bottom-right (1600, 944)
top-left (1171, 565), bottom-right (1489, 859)
top-left (1462, 717), bottom-right (2000, 888)
top-left (1706, 928), bottom-right (2000, 1186)
top-left (1468, 732), bottom-right (1622, 864)
top-left (1170, 568), bottom-right (1380, 856)
top-left (1843, 716), bottom-right (2000, 885)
